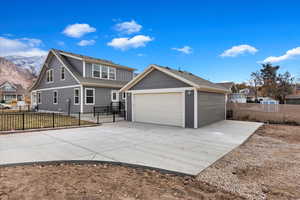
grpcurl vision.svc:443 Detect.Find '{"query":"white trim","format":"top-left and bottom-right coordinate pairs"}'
top-left (125, 92), bottom-right (127, 120)
top-left (122, 92), bottom-right (126, 100)
top-left (46, 69), bottom-right (54, 83)
top-left (182, 92), bottom-right (185, 128)
top-left (51, 50), bottom-right (81, 84)
top-left (111, 90), bottom-right (119, 102)
top-left (59, 52), bottom-right (83, 60)
top-left (131, 93), bottom-right (134, 121)
top-left (80, 85), bottom-right (84, 112)
top-left (83, 61), bottom-right (86, 77)
top-left (128, 87), bottom-right (194, 94)
top-left (108, 67), bottom-right (116, 80)
top-left (85, 88), bottom-right (95, 105)
top-left (74, 88), bottom-right (80, 105)
top-left (61, 67), bottom-right (65, 81)
top-left (194, 88), bottom-right (198, 128)
top-left (225, 94), bottom-right (227, 120)
top-left (53, 90), bottom-right (58, 104)
top-left (92, 63), bottom-right (100, 78)
top-left (32, 85), bottom-right (81, 92)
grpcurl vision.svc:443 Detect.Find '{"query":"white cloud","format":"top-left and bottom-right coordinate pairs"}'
top-left (115, 20), bottom-right (142, 34)
top-left (107, 35), bottom-right (153, 50)
top-left (172, 46), bottom-right (192, 54)
top-left (262, 47), bottom-right (300, 63)
top-left (77, 39), bottom-right (96, 46)
top-left (0, 36), bottom-right (47, 57)
top-left (220, 44), bottom-right (258, 57)
top-left (62, 23), bottom-right (96, 38)
top-left (57, 41), bottom-right (65, 46)
top-left (137, 53), bottom-right (145, 56)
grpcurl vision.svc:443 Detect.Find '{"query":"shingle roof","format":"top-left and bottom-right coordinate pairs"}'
top-left (216, 82), bottom-right (234, 90)
top-left (154, 65), bottom-right (229, 92)
top-left (52, 49), bottom-right (135, 71)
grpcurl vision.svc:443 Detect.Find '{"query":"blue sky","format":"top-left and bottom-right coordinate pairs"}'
top-left (1, 0), bottom-right (300, 83)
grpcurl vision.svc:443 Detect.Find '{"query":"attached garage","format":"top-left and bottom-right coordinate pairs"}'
top-left (120, 64), bottom-right (229, 128)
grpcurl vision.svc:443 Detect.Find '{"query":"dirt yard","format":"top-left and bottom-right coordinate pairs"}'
top-left (0, 124), bottom-right (299, 200)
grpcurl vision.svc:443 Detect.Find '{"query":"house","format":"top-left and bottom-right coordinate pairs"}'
top-left (30, 49), bottom-right (135, 113)
top-left (120, 64), bottom-right (230, 128)
top-left (0, 81), bottom-right (26, 103)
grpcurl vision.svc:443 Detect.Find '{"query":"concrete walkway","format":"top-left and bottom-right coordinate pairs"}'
top-left (0, 120), bottom-right (261, 175)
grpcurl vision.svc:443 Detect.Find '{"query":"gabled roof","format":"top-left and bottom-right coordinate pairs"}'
top-left (53, 49), bottom-right (136, 71)
top-left (216, 82), bottom-right (234, 90)
top-left (0, 81), bottom-right (26, 94)
top-left (120, 64), bottom-right (230, 93)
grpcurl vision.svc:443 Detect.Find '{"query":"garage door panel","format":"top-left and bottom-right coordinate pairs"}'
top-left (133, 93), bottom-right (183, 127)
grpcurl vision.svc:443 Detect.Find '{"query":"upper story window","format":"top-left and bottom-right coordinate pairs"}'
top-left (101, 66), bottom-right (108, 79)
top-left (93, 64), bottom-right (101, 78)
top-left (53, 91), bottom-right (58, 104)
top-left (61, 67), bottom-right (65, 80)
top-left (109, 68), bottom-right (116, 80)
top-left (46, 69), bottom-right (53, 83)
top-left (92, 64), bottom-right (116, 80)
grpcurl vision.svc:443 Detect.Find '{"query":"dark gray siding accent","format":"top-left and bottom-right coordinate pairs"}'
top-left (126, 93), bottom-right (132, 121)
top-left (130, 69), bottom-right (190, 90)
top-left (63, 56), bottom-right (83, 75)
top-left (82, 86), bottom-right (119, 112)
top-left (36, 56), bottom-right (79, 89)
top-left (198, 91), bottom-right (225, 127)
top-left (37, 87), bottom-right (80, 113)
top-left (185, 90), bottom-right (194, 128)
top-left (85, 62), bottom-right (133, 82)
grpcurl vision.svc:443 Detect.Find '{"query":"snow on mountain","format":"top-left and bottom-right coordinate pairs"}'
top-left (4, 55), bottom-right (46, 76)
top-left (0, 57), bottom-right (36, 89)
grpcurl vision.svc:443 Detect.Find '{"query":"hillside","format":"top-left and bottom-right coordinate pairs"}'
top-left (0, 57), bottom-right (36, 89)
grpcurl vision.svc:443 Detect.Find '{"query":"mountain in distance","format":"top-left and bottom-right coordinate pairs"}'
top-left (4, 55), bottom-right (46, 76)
top-left (0, 57), bottom-right (37, 89)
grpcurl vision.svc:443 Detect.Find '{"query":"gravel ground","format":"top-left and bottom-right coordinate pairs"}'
top-left (0, 124), bottom-right (299, 200)
top-left (197, 124), bottom-right (300, 200)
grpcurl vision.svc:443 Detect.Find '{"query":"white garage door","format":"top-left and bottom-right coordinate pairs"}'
top-left (133, 92), bottom-right (184, 127)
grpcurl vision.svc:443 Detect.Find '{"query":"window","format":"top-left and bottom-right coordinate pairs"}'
top-left (85, 88), bottom-right (95, 105)
top-left (92, 64), bottom-right (101, 78)
top-left (101, 65), bottom-right (108, 79)
top-left (74, 88), bottom-right (79, 105)
top-left (37, 92), bottom-right (41, 104)
top-left (109, 67), bottom-right (116, 80)
top-left (61, 67), bottom-right (65, 80)
top-left (46, 69), bottom-right (53, 83)
top-left (53, 91), bottom-right (58, 104)
top-left (122, 92), bottom-right (126, 100)
top-left (111, 90), bottom-right (119, 102)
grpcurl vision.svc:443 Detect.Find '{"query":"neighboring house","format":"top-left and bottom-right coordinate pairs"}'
top-left (216, 82), bottom-right (235, 92)
top-left (30, 49), bottom-right (135, 113)
top-left (228, 93), bottom-right (247, 103)
top-left (0, 81), bottom-right (26, 103)
top-left (120, 64), bottom-right (230, 128)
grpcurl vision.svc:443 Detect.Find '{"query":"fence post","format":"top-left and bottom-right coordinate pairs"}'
top-left (97, 112), bottom-right (100, 124)
top-left (52, 113), bottom-right (55, 128)
top-left (93, 107), bottom-right (95, 117)
top-left (78, 112), bottom-right (81, 126)
top-left (22, 113), bottom-right (25, 130)
top-left (113, 111), bottom-right (115, 122)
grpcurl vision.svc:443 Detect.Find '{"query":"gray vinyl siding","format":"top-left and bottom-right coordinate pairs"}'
top-left (185, 90), bottom-right (194, 128)
top-left (36, 56), bottom-right (79, 89)
top-left (126, 93), bottom-right (132, 121)
top-left (62, 55), bottom-right (83, 75)
top-left (197, 91), bottom-right (225, 127)
top-left (85, 62), bottom-right (133, 82)
top-left (82, 86), bottom-right (119, 113)
top-left (130, 69), bottom-right (190, 90)
top-left (37, 87), bottom-right (80, 113)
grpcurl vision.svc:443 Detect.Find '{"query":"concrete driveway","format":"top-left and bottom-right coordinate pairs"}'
top-left (0, 120), bottom-right (261, 175)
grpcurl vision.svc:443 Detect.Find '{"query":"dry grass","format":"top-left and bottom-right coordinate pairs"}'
top-left (0, 112), bottom-right (94, 132)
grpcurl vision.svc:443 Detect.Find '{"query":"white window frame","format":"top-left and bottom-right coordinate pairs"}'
top-left (37, 92), bottom-right (41, 104)
top-left (108, 67), bottom-right (116, 80)
top-left (122, 92), bottom-right (126, 100)
top-left (46, 69), bottom-right (54, 83)
top-left (61, 67), bottom-right (65, 80)
top-left (111, 90), bottom-right (119, 102)
top-left (53, 90), bottom-right (58, 104)
top-left (85, 88), bottom-right (95, 105)
top-left (74, 88), bottom-right (80, 105)
top-left (92, 64), bottom-right (101, 78)
top-left (101, 65), bottom-right (109, 79)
